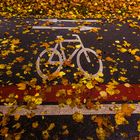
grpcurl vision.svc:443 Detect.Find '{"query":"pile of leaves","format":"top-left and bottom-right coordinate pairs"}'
top-left (0, 0), bottom-right (139, 20)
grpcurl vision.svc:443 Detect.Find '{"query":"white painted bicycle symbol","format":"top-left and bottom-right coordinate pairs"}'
top-left (36, 34), bottom-right (103, 80)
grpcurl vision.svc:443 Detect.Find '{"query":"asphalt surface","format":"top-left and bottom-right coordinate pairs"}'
top-left (0, 18), bottom-right (140, 84)
top-left (0, 114), bottom-right (140, 140)
top-left (0, 18), bottom-right (140, 140)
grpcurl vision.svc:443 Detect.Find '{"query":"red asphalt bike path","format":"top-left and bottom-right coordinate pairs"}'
top-left (0, 84), bottom-right (140, 103)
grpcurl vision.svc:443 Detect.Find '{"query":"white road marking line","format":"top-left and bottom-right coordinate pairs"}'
top-left (38, 19), bottom-right (100, 23)
top-left (0, 104), bottom-right (139, 116)
top-left (32, 26), bottom-right (100, 31)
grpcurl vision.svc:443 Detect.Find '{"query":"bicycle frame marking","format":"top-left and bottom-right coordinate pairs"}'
top-left (48, 34), bottom-right (90, 64)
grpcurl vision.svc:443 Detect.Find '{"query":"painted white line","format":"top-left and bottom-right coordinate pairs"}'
top-left (0, 104), bottom-right (139, 116)
top-left (32, 26), bottom-right (100, 31)
top-left (38, 19), bottom-right (100, 23)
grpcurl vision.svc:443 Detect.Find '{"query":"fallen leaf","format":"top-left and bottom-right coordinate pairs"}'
top-left (16, 83), bottom-right (26, 90)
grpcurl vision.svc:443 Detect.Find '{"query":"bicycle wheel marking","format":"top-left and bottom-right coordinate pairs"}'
top-left (36, 48), bottom-right (63, 80)
top-left (77, 48), bottom-right (103, 77)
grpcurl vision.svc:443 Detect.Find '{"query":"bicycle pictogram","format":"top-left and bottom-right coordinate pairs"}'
top-left (36, 34), bottom-right (103, 80)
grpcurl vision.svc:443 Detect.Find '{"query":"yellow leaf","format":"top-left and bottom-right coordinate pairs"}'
top-left (24, 95), bottom-right (31, 102)
top-left (0, 64), bottom-right (5, 69)
top-left (97, 72), bottom-right (104, 77)
top-left (90, 27), bottom-right (100, 32)
top-left (35, 93), bottom-right (39, 97)
top-left (34, 98), bottom-right (42, 105)
top-left (6, 70), bottom-right (12, 75)
top-left (96, 127), bottom-right (106, 139)
top-left (47, 123), bottom-right (55, 131)
top-left (120, 48), bottom-right (127, 53)
top-left (86, 82), bottom-right (94, 89)
top-left (97, 36), bottom-right (103, 40)
top-left (123, 41), bottom-right (131, 47)
top-left (62, 125), bottom-right (68, 130)
top-left (15, 134), bottom-right (21, 140)
top-left (118, 76), bottom-right (127, 82)
top-left (58, 71), bottom-right (66, 77)
top-left (95, 76), bottom-right (104, 83)
top-left (66, 98), bottom-right (72, 105)
top-left (76, 45), bottom-right (81, 48)
top-left (12, 123), bottom-right (21, 129)
top-left (99, 91), bottom-right (107, 97)
top-left (86, 136), bottom-right (94, 140)
top-left (55, 36), bottom-right (64, 43)
top-left (62, 129), bottom-right (69, 135)
top-left (106, 88), bottom-right (115, 95)
top-left (72, 112), bottom-right (84, 123)
top-left (23, 29), bottom-right (30, 34)
top-left (35, 85), bottom-right (41, 90)
top-left (115, 40), bottom-right (120, 43)
top-left (128, 49), bottom-right (139, 55)
top-left (32, 122), bottom-right (39, 128)
top-left (137, 120), bottom-right (140, 132)
top-left (96, 49), bottom-right (102, 55)
top-left (115, 112), bottom-right (126, 125)
top-left (30, 78), bottom-right (37, 85)
top-left (1, 39), bottom-right (9, 44)
top-left (42, 130), bottom-right (49, 139)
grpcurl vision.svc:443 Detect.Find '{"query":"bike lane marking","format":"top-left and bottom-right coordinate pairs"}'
top-left (32, 26), bottom-right (100, 31)
top-left (37, 19), bottom-right (101, 23)
top-left (0, 104), bottom-right (139, 115)
top-left (35, 34), bottom-right (103, 80)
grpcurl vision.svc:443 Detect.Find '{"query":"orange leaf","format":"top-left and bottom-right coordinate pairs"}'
top-left (94, 116), bottom-right (104, 127)
top-left (135, 55), bottom-right (140, 62)
top-left (16, 57), bottom-right (25, 62)
top-left (16, 83), bottom-right (26, 90)
top-left (106, 56), bottom-right (114, 62)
